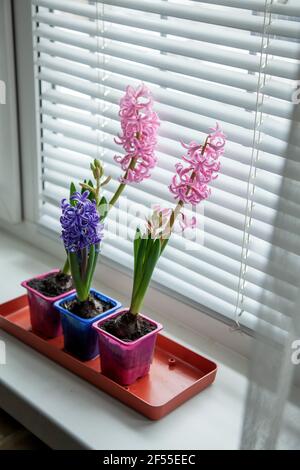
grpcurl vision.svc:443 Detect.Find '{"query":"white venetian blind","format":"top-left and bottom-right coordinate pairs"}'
top-left (31, 0), bottom-right (300, 329)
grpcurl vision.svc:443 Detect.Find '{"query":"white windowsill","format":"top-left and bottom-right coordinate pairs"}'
top-left (0, 229), bottom-right (248, 449)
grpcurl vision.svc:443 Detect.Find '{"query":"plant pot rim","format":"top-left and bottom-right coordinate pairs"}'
top-left (21, 269), bottom-right (75, 302)
top-left (92, 309), bottom-right (163, 347)
top-left (54, 288), bottom-right (122, 325)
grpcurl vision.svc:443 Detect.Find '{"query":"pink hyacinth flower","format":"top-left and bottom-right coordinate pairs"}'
top-left (169, 123), bottom-right (226, 206)
top-left (114, 84), bottom-right (160, 184)
top-left (147, 204), bottom-right (172, 239)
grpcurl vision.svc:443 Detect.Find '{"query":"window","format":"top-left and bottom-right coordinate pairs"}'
top-left (30, 0), bottom-right (300, 331)
top-left (0, 0), bottom-right (21, 223)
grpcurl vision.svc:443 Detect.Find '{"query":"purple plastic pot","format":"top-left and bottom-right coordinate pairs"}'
top-left (21, 269), bottom-right (75, 339)
top-left (93, 309), bottom-right (163, 385)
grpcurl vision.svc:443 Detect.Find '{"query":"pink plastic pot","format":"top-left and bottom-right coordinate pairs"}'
top-left (93, 309), bottom-right (163, 385)
top-left (21, 269), bottom-right (75, 339)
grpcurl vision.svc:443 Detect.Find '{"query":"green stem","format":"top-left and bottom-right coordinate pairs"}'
top-left (131, 237), bottom-right (148, 307)
top-left (69, 252), bottom-right (87, 302)
top-left (95, 175), bottom-right (101, 208)
top-left (81, 247), bottom-right (88, 281)
top-left (108, 157), bottom-right (136, 212)
top-left (84, 244), bottom-right (97, 297)
top-left (62, 257), bottom-right (70, 275)
top-left (67, 244), bottom-right (100, 302)
top-left (160, 200), bottom-right (184, 254)
top-left (130, 290), bottom-right (145, 316)
top-left (108, 181), bottom-right (126, 209)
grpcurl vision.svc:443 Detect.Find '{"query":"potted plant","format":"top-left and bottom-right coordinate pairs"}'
top-left (20, 165), bottom-right (107, 340)
top-left (93, 124), bottom-right (226, 385)
top-left (21, 83), bottom-right (159, 341)
top-left (53, 185), bottom-right (122, 360)
top-left (21, 269), bottom-right (74, 339)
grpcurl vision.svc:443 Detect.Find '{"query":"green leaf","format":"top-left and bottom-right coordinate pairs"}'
top-left (88, 244), bottom-right (100, 293)
top-left (84, 244), bottom-right (96, 296)
top-left (141, 239), bottom-right (161, 290)
top-left (69, 252), bottom-right (86, 301)
top-left (132, 235), bottom-right (148, 300)
top-left (130, 238), bottom-right (161, 314)
top-left (80, 180), bottom-right (87, 194)
top-left (133, 228), bottom-right (141, 274)
top-left (143, 234), bottom-right (154, 268)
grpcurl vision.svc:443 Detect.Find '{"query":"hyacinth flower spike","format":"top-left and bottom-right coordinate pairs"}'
top-left (79, 85), bottom-right (159, 220)
top-left (128, 124), bottom-right (226, 320)
top-left (112, 83), bottom-right (160, 204)
top-left (164, 123), bottom-right (225, 250)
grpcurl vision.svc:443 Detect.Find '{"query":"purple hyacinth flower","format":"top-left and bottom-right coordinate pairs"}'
top-left (60, 191), bottom-right (104, 253)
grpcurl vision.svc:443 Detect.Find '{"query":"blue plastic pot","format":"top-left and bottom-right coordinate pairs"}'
top-left (54, 289), bottom-right (121, 361)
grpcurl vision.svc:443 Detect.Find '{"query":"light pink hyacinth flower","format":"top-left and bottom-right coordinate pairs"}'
top-left (157, 123), bottom-right (226, 232)
top-left (114, 84), bottom-right (160, 184)
top-left (147, 204), bottom-right (197, 238)
top-left (147, 205), bottom-right (172, 239)
top-left (169, 123), bottom-right (226, 206)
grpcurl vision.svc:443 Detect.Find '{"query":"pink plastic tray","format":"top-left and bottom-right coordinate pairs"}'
top-left (0, 295), bottom-right (217, 420)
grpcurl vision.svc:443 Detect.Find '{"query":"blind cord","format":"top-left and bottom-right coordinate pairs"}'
top-left (232, 0), bottom-right (273, 330)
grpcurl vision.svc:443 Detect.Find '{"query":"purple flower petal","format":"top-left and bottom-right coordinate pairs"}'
top-left (60, 192), bottom-right (104, 252)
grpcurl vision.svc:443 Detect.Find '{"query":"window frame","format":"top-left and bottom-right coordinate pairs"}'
top-left (0, 0), bottom-right (22, 223)
top-left (6, 0), bottom-right (254, 358)
top-left (12, 0), bottom-right (40, 225)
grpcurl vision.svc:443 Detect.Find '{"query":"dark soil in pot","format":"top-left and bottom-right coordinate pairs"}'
top-left (100, 311), bottom-right (156, 342)
top-left (28, 272), bottom-right (73, 297)
top-left (63, 294), bottom-right (114, 319)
